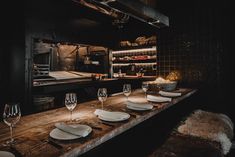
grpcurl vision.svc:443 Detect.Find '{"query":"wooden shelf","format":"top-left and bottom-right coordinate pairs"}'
top-left (113, 62), bottom-right (156, 66)
top-left (112, 45), bottom-right (156, 51)
top-left (112, 46), bottom-right (156, 54)
top-left (113, 58), bottom-right (156, 63)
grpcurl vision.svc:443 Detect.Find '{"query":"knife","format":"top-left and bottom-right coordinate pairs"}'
top-left (47, 138), bottom-right (63, 150)
top-left (100, 121), bottom-right (115, 127)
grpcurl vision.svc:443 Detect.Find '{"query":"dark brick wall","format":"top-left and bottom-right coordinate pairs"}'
top-left (156, 0), bottom-right (235, 121)
top-left (156, 0), bottom-right (232, 85)
top-left (157, 32), bottom-right (223, 85)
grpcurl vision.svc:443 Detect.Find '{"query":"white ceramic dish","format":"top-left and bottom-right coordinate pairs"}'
top-left (127, 104), bottom-right (153, 111)
top-left (98, 114), bottom-right (130, 122)
top-left (0, 151), bottom-right (15, 157)
top-left (49, 124), bottom-right (92, 140)
top-left (96, 111), bottom-right (130, 122)
top-left (159, 91), bottom-right (181, 97)
top-left (147, 95), bottom-right (172, 103)
top-left (126, 101), bottom-right (153, 111)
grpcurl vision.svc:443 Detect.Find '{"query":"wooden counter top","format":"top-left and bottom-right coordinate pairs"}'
top-left (33, 78), bottom-right (118, 87)
top-left (0, 89), bottom-right (197, 157)
top-left (33, 78), bottom-right (119, 94)
top-left (116, 75), bottom-right (156, 79)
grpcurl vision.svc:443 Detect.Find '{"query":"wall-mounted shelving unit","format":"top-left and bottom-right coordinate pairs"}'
top-left (111, 46), bottom-right (157, 76)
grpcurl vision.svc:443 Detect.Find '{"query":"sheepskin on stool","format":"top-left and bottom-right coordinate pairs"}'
top-left (149, 132), bottom-right (222, 157)
top-left (177, 109), bottom-right (234, 155)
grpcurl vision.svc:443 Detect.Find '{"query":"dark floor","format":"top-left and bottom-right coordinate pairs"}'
top-left (226, 144), bottom-right (235, 157)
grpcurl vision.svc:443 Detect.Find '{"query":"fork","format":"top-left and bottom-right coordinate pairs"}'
top-left (46, 138), bottom-right (63, 150)
top-left (121, 108), bottom-right (139, 118)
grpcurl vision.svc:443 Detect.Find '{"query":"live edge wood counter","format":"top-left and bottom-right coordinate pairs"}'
top-left (0, 89), bottom-right (197, 157)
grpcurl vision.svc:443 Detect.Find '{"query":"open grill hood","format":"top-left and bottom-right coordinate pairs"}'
top-left (73, 0), bottom-right (169, 28)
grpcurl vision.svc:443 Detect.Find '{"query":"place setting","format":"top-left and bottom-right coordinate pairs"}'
top-left (158, 90), bottom-right (182, 97)
top-left (122, 83), bottom-right (153, 114)
top-left (143, 82), bottom-right (182, 102)
top-left (49, 93), bottom-right (93, 141)
top-left (94, 87), bottom-right (131, 123)
top-left (149, 89), bottom-right (182, 103)
top-left (124, 83), bottom-right (161, 109)
top-left (1, 103), bottom-right (22, 157)
top-left (147, 94), bottom-right (172, 103)
top-left (94, 109), bottom-right (130, 122)
top-left (131, 82), bottom-right (180, 109)
top-left (126, 99), bottom-right (153, 111)
top-left (49, 122), bottom-right (92, 141)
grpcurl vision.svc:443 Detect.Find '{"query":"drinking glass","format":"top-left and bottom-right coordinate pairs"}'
top-left (3, 103), bottom-right (21, 145)
top-left (142, 82), bottom-right (149, 98)
top-left (97, 88), bottom-right (107, 109)
top-left (65, 93), bottom-right (77, 122)
top-left (123, 84), bottom-right (131, 100)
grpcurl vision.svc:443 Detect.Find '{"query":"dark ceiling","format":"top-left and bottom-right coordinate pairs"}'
top-left (25, 0), bottom-right (158, 47)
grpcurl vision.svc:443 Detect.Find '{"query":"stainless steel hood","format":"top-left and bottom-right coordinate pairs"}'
top-left (72, 0), bottom-right (169, 28)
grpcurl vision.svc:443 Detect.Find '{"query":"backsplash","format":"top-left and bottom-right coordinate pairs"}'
top-left (157, 32), bottom-right (222, 85)
top-left (155, 0), bottom-right (230, 86)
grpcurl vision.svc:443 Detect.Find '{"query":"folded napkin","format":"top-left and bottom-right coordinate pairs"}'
top-left (126, 101), bottom-right (153, 110)
top-left (0, 151), bottom-right (15, 157)
top-left (55, 123), bottom-right (90, 137)
top-left (147, 95), bottom-right (172, 102)
top-left (94, 109), bottom-right (128, 120)
top-left (159, 90), bottom-right (181, 97)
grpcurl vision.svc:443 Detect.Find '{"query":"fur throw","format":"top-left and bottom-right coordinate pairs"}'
top-left (177, 110), bottom-right (234, 155)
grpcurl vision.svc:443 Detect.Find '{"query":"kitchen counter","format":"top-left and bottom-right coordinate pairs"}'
top-left (33, 71), bottom-right (114, 87)
top-left (0, 88), bottom-right (197, 157)
top-left (33, 74), bottom-right (155, 94)
top-left (116, 75), bottom-right (156, 80)
top-left (33, 75), bottom-right (155, 87)
top-left (33, 78), bottom-right (117, 87)
top-left (33, 78), bottom-right (118, 94)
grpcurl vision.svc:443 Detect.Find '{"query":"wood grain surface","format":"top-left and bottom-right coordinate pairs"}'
top-left (0, 88), bottom-right (196, 157)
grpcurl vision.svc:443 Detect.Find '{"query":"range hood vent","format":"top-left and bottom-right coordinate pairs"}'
top-left (73, 0), bottom-right (169, 28)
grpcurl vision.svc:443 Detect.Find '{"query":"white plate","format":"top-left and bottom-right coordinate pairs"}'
top-left (0, 151), bottom-right (15, 157)
top-left (127, 104), bottom-right (153, 111)
top-left (159, 91), bottom-right (181, 97)
top-left (147, 95), bottom-right (172, 103)
top-left (97, 112), bottom-right (130, 122)
top-left (126, 100), bottom-right (153, 111)
top-left (49, 124), bottom-right (92, 140)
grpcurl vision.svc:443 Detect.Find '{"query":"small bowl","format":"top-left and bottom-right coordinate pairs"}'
top-left (161, 81), bottom-right (177, 91)
top-left (146, 81), bottom-right (177, 92)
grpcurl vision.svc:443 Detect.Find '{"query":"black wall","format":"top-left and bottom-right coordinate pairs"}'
top-left (0, 46), bottom-right (9, 117)
top-left (0, 1), bottom-right (25, 117)
top-left (156, 0), bottom-right (235, 121)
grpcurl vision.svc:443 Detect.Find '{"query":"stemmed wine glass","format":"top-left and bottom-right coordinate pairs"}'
top-left (123, 84), bottom-right (131, 100)
top-left (97, 88), bottom-right (107, 109)
top-left (65, 93), bottom-right (77, 122)
top-left (142, 82), bottom-right (149, 98)
top-left (3, 103), bottom-right (21, 145)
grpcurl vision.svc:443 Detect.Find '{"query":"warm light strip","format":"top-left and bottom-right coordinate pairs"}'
top-left (112, 46), bottom-right (156, 54)
top-left (113, 62), bottom-right (156, 66)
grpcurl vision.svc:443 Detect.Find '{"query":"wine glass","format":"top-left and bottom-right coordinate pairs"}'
top-left (142, 82), bottom-right (149, 98)
top-left (3, 103), bottom-right (21, 145)
top-left (97, 88), bottom-right (107, 109)
top-left (123, 84), bottom-right (131, 100)
top-left (65, 93), bottom-right (77, 122)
